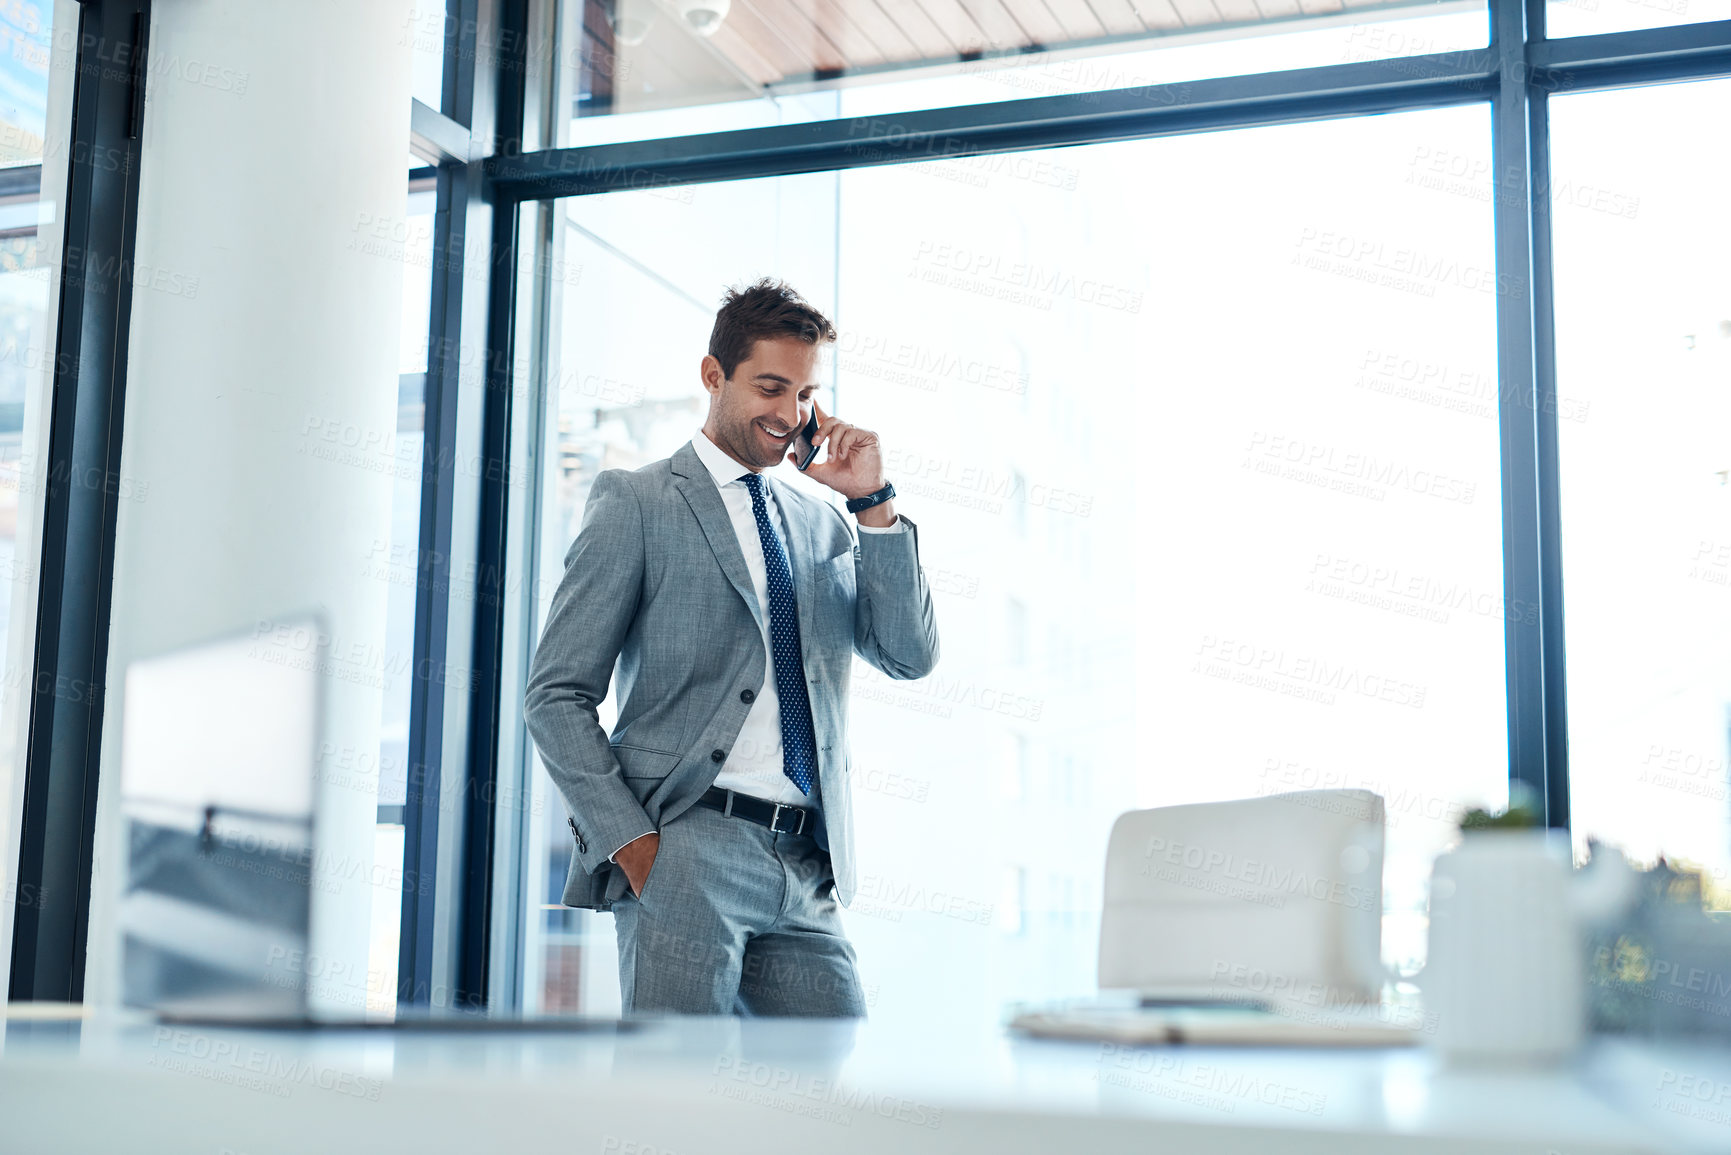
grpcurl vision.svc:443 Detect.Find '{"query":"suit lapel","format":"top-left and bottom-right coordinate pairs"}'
top-left (670, 442), bottom-right (764, 633)
top-left (767, 474), bottom-right (821, 652)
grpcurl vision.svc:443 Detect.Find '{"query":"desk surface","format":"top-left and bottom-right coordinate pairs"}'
top-left (4, 1010), bottom-right (1730, 1154)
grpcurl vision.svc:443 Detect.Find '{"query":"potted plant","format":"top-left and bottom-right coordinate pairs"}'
top-left (1424, 785), bottom-right (1584, 1062)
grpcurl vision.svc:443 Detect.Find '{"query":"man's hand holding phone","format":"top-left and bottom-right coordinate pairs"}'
top-left (790, 401), bottom-right (897, 528)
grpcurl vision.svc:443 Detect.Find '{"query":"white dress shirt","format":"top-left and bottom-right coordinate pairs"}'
top-left (609, 430), bottom-right (907, 860)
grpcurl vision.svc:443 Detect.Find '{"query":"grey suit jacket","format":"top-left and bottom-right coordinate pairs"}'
top-left (524, 440), bottom-right (940, 911)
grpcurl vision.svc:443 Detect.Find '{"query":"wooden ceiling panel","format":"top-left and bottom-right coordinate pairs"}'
top-left (742, 0), bottom-right (850, 72)
top-left (821, 0), bottom-right (920, 59)
top-left (955, 0), bottom-right (1033, 51)
top-left (720, 0), bottom-right (830, 76)
top-left (1169, 0), bottom-right (1224, 25)
top-left (705, 22), bottom-right (786, 84)
top-left (1128, 0), bottom-right (1188, 30)
top-left (743, 0), bottom-right (852, 71)
top-left (782, 0), bottom-right (890, 67)
top-left (874, 0), bottom-right (965, 56)
top-left (919, 0), bottom-right (994, 53)
top-left (1212, 0), bottom-right (1264, 22)
top-left (1087, 0), bottom-right (1154, 35)
top-left (1043, 0), bottom-right (1110, 39)
top-left (691, 0), bottom-right (1435, 96)
top-left (578, 5), bottom-right (620, 102)
top-left (996, 0), bottom-right (1070, 44)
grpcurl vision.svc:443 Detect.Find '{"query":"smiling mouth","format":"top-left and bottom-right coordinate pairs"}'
top-left (756, 420), bottom-right (794, 441)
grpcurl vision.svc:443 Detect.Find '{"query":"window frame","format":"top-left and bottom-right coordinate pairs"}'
top-left (470, 0), bottom-right (1731, 1007)
top-left (8, 0), bottom-right (153, 1003)
top-left (24, 0), bottom-right (1719, 1008)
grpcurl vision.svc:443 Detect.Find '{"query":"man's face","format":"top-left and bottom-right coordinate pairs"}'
top-left (700, 336), bottom-right (821, 472)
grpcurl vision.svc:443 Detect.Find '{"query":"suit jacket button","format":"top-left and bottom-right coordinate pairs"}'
top-left (711, 749), bottom-right (726, 763)
top-left (740, 689), bottom-right (755, 703)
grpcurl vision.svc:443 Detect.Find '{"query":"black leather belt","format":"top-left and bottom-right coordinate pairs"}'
top-left (697, 786), bottom-right (814, 836)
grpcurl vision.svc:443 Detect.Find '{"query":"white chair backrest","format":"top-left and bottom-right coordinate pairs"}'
top-left (1098, 790), bottom-right (1385, 1004)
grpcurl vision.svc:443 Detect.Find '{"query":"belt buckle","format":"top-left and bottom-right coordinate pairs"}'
top-left (769, 802), bottom-right (806, 836)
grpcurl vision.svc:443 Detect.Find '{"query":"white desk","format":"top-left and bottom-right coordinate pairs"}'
top-left (3, 1012), bottom-right (1729, 1154)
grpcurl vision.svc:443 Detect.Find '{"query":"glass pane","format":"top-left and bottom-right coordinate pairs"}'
top-left (514, 102), bottom-right (1506, 1025)
top-left (556, 0), bottom-right (1487, 147)
top-left (406, 2), bottom-right (447, 112)
top-left (357, 173), bottom-right (438, 1015)
top-left (515, 174), bottom-right (841, 1015)
top-left (1546, 0), bottom-right (1731, 40)
top-left (399, 176), bottom-right (437, 375)
top-left (1551, 77), bottom-right (1731, 907)
top-left (0, 0), bottom-right (72, 964)
top-left (0, 1), bottom-right (58, 645)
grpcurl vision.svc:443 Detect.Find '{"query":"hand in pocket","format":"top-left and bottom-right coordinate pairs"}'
top-left (615, 831), bottom-right (659, 897)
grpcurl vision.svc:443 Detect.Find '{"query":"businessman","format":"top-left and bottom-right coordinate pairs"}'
top-left (524, 279), bottom-right (940, 1016)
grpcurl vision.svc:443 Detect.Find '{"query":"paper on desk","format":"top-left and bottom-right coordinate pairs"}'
top-left (1010, 1003), bottom-right (1419, 1047)
top-left (3, 1001), bottom-right (93, 1021)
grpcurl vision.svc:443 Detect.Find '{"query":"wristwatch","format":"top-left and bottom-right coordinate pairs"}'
top-left (845, 481), bottom-right (896, 514)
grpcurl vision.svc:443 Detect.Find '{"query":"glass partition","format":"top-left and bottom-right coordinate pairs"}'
top-left (0, 0), bottom-right (75, 975)
top-left (355, 169), bottom-right (439, 1015)
top-left (1551, 76), bottom-right (1731, 906)
top-left (1546, 0), bottom-right (1731, 39)
top-left (405, 2), bottom-right (449, 112)
top-left (510, 100), bottom-right (1508, 1026)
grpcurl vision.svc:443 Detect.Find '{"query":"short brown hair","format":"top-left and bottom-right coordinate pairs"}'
top-left (708, 278), bottom-right (836, 379)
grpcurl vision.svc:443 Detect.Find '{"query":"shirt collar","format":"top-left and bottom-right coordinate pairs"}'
top-left (692, 428), bottom-right (760, 491)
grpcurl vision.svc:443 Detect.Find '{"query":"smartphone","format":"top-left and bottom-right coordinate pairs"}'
top-left (792, 408), bottom-right (822, 471)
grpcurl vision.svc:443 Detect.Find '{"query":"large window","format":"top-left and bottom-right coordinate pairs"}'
top-left (559, 0), bottom-right (1488, 146)
top-left (0, 0), bottom-right (72, 989)
top-left (0, 0), bottom-right (1714, 1020)
top-left (509, 170), bottom-right (843, 1013)
top-left (0, 0), bottom-right (57, 678)
top-left (1551, 76), bottom-right (1731, 906)
top-left (509, 99), bottom-right (1508, 1026)
top-left (1547, 0), bottom-right (1731, 38)
top-left (354, 168), bottom-right (440, 1016)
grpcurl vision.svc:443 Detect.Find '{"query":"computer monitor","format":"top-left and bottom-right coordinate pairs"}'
top-left (119, 614), bottom-right (324, 1017)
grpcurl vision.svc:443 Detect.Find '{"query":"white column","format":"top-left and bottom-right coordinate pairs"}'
top-left (83, 0), bottom-right (413, 1012)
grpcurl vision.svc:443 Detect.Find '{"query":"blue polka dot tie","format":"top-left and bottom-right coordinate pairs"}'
top-left (740, 472), bottom-right (818, 796)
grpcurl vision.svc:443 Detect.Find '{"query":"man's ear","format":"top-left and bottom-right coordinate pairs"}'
top-left (699, 354), bottom-right (725, 395)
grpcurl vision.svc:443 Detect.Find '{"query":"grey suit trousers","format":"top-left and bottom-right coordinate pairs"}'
top-left (614, 801), bottom-right (866, 1017)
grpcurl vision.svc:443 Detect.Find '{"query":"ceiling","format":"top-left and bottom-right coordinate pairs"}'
top-left (579, 0), bottom-right (1456, 114)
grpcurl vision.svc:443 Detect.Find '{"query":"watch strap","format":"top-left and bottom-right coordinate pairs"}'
top-left (845, 481), bottom-right (896, 514)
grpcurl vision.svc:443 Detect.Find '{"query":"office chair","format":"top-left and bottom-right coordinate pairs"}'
top-left (1097, 790), bottom-right (1386, 1005)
